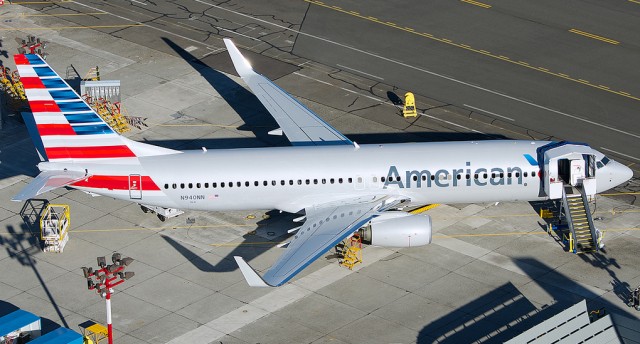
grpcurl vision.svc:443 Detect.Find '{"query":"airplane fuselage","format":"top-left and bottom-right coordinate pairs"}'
top-left (64, 140), bottom-right (573, 212)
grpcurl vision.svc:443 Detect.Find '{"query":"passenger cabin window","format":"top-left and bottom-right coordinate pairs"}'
top-left (180, 183), bottom-right (185, 189)
top-left (164, 184), bottom-right (169, 189)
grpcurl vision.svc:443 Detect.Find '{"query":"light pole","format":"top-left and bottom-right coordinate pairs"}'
top-left (83, 253), bottom-right (134, 344)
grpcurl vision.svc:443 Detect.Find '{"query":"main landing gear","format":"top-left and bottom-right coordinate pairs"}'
top-left (140, 204), bottom-right (184, 222)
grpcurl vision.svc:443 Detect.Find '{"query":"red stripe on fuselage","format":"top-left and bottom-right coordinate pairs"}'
top-left (20, 77), bottom-right (46, 89)
top-left (29, 100), bottom-right (61, 112)
top-left (45, 145), bottom-right (136, 160)
top-left (37, 124), bottom-right (76, 136)
top-left (72, 175), bottom-right (160, 191)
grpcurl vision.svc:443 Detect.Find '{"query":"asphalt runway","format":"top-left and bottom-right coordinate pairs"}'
top-left (18, 0), bottom-right (640, 173)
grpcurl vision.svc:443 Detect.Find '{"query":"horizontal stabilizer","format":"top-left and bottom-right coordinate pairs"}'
top-left (12, 170), bottom-right (89, 201)
top-left (234, 256), bottom-right (271, 287)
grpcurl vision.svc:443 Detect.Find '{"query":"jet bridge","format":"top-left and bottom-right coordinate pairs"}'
top-left (537, 142), bottom-right (600, 252)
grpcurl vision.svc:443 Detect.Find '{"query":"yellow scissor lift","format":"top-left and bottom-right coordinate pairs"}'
top-left (339, 234), bottom-right (363, 270)
top-left (40, 204), bottom-right (70, 253)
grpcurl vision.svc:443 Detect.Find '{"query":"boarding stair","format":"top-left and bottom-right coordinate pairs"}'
top-left (562, 185), bottom-right (599, 253)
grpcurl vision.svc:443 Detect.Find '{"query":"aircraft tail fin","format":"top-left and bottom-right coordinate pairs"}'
top-left (14, 54), bottom-right (178, 162)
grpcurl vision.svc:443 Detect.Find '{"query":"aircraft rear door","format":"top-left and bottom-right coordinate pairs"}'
top-left (129, 174), bottom-right (142, 199)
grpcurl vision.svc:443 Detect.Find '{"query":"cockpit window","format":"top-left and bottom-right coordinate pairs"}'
top-left (596, 156), bottom-right (610, 169)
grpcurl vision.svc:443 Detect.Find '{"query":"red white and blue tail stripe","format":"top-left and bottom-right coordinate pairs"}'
top-left (15, 54), bottom-right (176, 161)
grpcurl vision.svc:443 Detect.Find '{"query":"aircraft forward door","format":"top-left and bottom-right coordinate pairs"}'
top-left (129, 174), bottom-right (142, 199)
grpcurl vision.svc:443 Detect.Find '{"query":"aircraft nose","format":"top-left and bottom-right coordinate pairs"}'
top-left (610, 160), bottom-right (633, 187)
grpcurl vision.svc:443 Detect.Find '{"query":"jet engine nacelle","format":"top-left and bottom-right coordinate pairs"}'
top-left (358, 212), bottom-right (432, 247)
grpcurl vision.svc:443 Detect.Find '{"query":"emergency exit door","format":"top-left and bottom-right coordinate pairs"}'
top-left (129, 174), bottom-right (142, 199)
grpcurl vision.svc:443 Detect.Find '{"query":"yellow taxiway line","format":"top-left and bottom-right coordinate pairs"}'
top-left (460, 0), bottom-right (492, 8)
top-left (303, 0), bottom-right (637, 102)
top-left (569, 28), bottom-right (620, 45)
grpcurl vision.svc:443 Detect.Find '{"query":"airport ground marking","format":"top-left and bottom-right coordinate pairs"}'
top-left (569, 28), bottom-right (620, 45)
top-left (202, 227), bottom-right (640, 246)
top-left (70, 0), bottom-right (640, 141)
top-left (0, 24), bottom-right (144, 31)
top-left (303, 0), bottom-right (640, 104)
top-left (630, 0), bottom-right (640, 4)
top-left (4, 12), bottom-right (105, 17)
top-left (460, 0), bottom-right (492, 8)
top-left (600, 147), bottom-right (640, 162)
top-left (6, 0), bottom-right (72, 3)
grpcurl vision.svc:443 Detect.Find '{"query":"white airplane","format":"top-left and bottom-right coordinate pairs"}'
top-left (12, 39), bottom-right (633, 287)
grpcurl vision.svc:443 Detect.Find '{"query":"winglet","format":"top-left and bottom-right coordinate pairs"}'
top-left (224, 38), bottom-right (254, 78)
top-left (234, 256), bottom-right (271, 287)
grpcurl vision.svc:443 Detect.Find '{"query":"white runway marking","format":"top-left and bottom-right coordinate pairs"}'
top-left (192, 0), bottom-right (640, 141)
top-left (600, 147), bottom-right (640, 162)
top-left (464, 104), bottom-right (515, 121)
top-left (337, 64), bottom-right (384, 80)
top-left (294, 72), bottom-right (486, 134)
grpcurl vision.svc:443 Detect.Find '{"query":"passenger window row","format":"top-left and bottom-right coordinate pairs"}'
top-left (164, 177), bottom-right (355, 190)
top-left (163, 170), bottom-right (538, 190)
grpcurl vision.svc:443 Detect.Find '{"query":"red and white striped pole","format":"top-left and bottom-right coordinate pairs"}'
top-left (83, 254), bottom-right (134, 344)
top-left (106, 289), bottom-right (113, 344)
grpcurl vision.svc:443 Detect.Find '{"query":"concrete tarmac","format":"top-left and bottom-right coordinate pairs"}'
top-left (0, 2), bottom-right (639, 344)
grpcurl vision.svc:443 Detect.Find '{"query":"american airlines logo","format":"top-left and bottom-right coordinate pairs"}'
top-left (383, 162), bottom-right (528, 189)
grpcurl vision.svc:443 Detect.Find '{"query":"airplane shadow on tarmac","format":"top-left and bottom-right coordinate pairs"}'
top-left (160, 210), bottom-right (297, 273)
top-left (0, 199), bottom-right (69, 332)
top-left (416, 257), bottom-right (636, 343)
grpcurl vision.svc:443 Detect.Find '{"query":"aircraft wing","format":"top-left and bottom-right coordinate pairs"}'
top-left (12, 170), bottom-right (90, 201)
top-left (223, 38), bottom-right (353, 146)
top-left (235, 195), bottom-right (402, 287)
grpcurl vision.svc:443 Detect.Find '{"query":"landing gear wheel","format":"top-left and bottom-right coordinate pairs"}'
top-left (157, 214), bottom-right (166, 222)
top-left (141, 205), bottom-right (149, 213)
